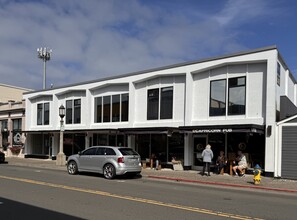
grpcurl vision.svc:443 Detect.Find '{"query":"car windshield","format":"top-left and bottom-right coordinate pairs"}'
top-left (118, 148), bottom-right (138, 156)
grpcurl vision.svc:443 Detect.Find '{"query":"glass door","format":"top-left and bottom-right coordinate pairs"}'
top-left (193, 135), bottom-right (208, 170)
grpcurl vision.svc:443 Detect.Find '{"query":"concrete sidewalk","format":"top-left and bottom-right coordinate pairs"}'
top-left (3, 157), bottom-right (297, 194)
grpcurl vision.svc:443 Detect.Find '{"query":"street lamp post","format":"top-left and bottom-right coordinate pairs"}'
top-left (56, 105), bottom-right (66, 166)
top-left (37, 47), bottom-right (52, 90)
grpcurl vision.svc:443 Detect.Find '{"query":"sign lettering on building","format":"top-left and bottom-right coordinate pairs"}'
top-left (192, 128), bottom-right (233, 133)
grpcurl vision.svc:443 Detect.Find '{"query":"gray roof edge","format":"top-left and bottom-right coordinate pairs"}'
top-left (24, 45), bottom-right (278, 95)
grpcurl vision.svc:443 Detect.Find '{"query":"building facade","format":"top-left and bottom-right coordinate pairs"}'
top-left (0, 84), bottom-right (32, 156)
top-left (23, 46), bottom-right (297, 177)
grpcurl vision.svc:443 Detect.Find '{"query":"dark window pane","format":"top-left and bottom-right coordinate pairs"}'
top-left (112, 95), bottom-right (120, 122)
top-left (228, 77), bottom-right (246, 115)
top-left (74, 99), bottom-right (81, 124)
top-left (37, 103), bottom-right (43, 125)
top-left (105, 148), bottom-right (116, 155)
top-left (121, 94), bottom-right (129, 122)
top-left (147, 89), bottom-right (159, 120)
top-left (103, 96), bottom-right (111, 122)
top-left (66, 100), bottom-right (73, 124)
top-left (96, 147), bottom-right (105, 155)
top-left (95, 97), bottom-right (102, 123)
top-left (13, 119), bottom-right (22, 131)
top-left (82, 148), bottom-right (97, 155)
top-left (119, 148), bottom-right (139, 155)
top-left (160, 87), bottom-right (173, 119)
top-left (210, 80), bottom-right (226, 116)
top-left (44, 103), bottom-right (49, 125)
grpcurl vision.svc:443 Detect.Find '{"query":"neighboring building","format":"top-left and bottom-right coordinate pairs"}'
top-left (0, 84), bottom-right (33, 155)
top-left (23, 46), bottom-right (297, 177)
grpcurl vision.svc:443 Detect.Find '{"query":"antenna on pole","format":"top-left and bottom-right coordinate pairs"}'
top-left (37, 47), bottom-right (52, 90)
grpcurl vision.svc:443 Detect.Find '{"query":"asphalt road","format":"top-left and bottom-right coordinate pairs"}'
top-left (0, 164), bottom-right (296, 220)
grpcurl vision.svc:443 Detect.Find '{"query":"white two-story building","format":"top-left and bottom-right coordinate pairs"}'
top-left (23, 46), bottom-right (297, 178)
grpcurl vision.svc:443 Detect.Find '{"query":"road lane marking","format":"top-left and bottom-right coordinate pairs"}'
top-left (0, 175), bottom-right (263, 220)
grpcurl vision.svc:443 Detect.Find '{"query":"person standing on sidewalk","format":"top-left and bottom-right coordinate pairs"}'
top-left (201, 144), bottom-right (213, 176)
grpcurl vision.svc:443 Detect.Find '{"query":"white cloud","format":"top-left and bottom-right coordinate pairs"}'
top-left (0, 0), bottom-right (292, 90)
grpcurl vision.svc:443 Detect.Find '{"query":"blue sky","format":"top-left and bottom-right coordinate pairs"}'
top-left (0, 0), bottom-right (297, 90)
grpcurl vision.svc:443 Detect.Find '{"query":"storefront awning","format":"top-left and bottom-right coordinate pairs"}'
top-left (119, 127), bottom-right (179, 135)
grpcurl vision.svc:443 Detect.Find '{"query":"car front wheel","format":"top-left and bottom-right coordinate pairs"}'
top-left (103, 164), bottom-right (116, 179)
top-left (67, 161), bottom-right (78, 175)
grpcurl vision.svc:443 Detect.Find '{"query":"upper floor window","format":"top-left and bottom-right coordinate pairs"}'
top-left (37, 102), bottom-right (49, 125)
top-left (277, 62), bottom-right (281, 86)
top-left (228, 77), bottom-right (246, 115)
top-left (147, 86), bottom-right (173, 120)
top-left (0, 120), bottom-right (8, 131)
top-left (210, 80), bottom-right (226, 116)
top-left (95, 93), bottom-right (129, 123)
top-left (209, 77), bottom-right (246, 116)
top-left (13, 119), bottom-right (22, 131)
top-left (66, 99), bottom-right (81, 124)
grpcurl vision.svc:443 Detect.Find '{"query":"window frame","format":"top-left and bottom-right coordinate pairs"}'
top-left (94, 93), bottom-right (129, 123)
top-left (147, 86), bottom-right (173, 120)
top-left (37, 102), bottom-right (50, 125)
top-left (209, 79), bottom-right (226, 117)
top-left (66, 99), bottom-right (81, 124)
top-left (228, 77), bottom-right (246, 116)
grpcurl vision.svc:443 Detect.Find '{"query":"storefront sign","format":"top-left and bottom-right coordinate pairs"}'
top-left (192, 128), bottom-right (233, 133)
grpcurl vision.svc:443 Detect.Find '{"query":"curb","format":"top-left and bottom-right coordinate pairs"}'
top-left (148, 175), bottom-right (297, 194)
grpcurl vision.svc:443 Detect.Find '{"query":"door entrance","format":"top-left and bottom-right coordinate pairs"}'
top-left (193, 135), bottom-right (207, 170)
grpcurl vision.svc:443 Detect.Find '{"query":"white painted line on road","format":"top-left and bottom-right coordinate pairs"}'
top-left (0, 175), bottom-right (264, 220)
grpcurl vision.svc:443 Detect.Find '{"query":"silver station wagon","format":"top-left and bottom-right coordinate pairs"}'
top-left (67, 146), bottom-right (142, 179)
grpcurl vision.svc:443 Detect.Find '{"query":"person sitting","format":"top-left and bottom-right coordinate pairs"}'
top-left (216, 151), bottom-right (227, 174)
top-left (232, 150), bottom-right (247, 177)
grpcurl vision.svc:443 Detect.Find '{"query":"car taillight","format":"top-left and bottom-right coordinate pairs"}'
top-left (118, 157), bottom-right (124, 163)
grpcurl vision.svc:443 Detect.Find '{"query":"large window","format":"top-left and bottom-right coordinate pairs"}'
top-left (209, 77), bottom-right (246, 116)
top-left (147, 88), bottom-right (159, 120)
top-left (95, 97), bottom-right (102, 123)
top-left (66, 99), bottom-right (81, 124)
top-left (210, 80), bottom-right (226, 116)
top-left (103, 96), bottom-right (111, 122)
top-left (37, 102), bottom-right (49, 125)
top-left (95, 93), bottom-right (129, 123)
top-left (228, 77), bottom-right (246, 115)
top-left (160, 87), bottom-right (173, 119)
top-left (147, 86), bottom-right (173, 120)
top-left (112, 95), bottom-right (120, 122)
top-left (121, 94), bottom-right (129, 121)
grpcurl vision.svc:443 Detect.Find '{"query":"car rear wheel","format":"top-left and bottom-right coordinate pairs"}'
top-left (67, 161), bottom-right (78, 175)
top-left (103, 164), bottom-right (116, 179)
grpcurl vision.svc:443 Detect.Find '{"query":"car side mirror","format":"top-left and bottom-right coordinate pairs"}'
top-left (78, 151), bottom-right (81, 156)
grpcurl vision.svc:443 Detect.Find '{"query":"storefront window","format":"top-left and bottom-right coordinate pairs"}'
top-left (168, 133), bottom-right (184, 161)
top-left (210, 80), bottom-right (226, 116)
